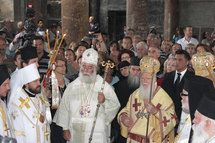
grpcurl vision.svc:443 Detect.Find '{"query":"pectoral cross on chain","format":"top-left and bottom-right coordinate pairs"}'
top-left (19, 97), bottom-right (30, 109)
top-left (136, 109), bottom-right (150, 119)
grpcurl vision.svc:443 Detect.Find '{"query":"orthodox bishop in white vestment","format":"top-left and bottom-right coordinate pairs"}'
top-left (8, 63), bottom-right (51, 143)
top-left (54, 48), bottom-right (120, 143)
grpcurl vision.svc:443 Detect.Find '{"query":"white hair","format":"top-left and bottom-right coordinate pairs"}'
top-left (136, 41), bottom-right (148, 50)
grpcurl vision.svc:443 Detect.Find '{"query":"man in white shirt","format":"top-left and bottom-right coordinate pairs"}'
top-left (177, 26), bottom-right (199, 50)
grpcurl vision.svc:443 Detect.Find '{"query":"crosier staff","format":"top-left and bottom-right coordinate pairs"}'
top-left (88, 60), bottom-right (114, 143)
top-left (145, 61), bottom-right (158, 143)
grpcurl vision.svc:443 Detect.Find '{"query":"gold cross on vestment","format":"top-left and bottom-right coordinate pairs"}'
top-left (45, 124), bottom-right (50, 141)
top-left (0, 105), bottom-right (9, 136)
top-left (45, 131), bottom-right (50, 141)
top-left (4, 124), bottom-right (9, 136)
top-left (19, 97), bottom-right (30, 109)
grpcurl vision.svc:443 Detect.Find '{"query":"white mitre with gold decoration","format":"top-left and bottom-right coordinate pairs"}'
top-left (82, 48), bottom-right (98, 66)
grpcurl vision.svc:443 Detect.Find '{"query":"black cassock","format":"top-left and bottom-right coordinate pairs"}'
top-left (111, 77), bottom-right (139, 143)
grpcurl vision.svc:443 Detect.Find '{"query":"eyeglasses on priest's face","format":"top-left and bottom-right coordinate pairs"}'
top-left (180, 92), bottom-right (188, 96)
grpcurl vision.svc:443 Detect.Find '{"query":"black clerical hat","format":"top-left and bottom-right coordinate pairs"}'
top-left (0, 64), bottom-right (10, 86)
top-left (197, 89), bottom-right (215, 120)
top-left (188, 75), bottom-right (214, 120)
top-left (118, 61), bottom-right (130, 69)
top-left (20, 45), bottom-right (38, 61)
top-left (130, 57), bottom-right (140, 66)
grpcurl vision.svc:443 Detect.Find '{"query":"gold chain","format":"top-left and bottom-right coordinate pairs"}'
top-left (80, 81), bottom-right (96, 106)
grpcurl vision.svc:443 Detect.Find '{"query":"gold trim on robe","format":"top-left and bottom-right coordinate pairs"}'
top-left (118, 87), bottom-right (176, 143)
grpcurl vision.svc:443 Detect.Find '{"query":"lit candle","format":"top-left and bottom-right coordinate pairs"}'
top-left (53, 34), bottom-right (66, 62)
top-left (46, 29), bottom-right (51, 61)
top-left (50, 31), bottom-right (60, 63)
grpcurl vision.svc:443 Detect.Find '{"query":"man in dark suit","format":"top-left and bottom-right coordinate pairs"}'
top-left (161, 50), bottom-right (194, 133)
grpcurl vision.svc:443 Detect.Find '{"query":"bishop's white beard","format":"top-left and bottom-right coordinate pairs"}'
top-left (79, 69), bottom-right (97, 84)
top-left (192, 122), bottom-right (209, 143)
top-left (127, 74), bottom-right (140, 89)
top-left (139, 78), bottom-right (155, 101)
top-left (182, 102), bottom-right (190, 114)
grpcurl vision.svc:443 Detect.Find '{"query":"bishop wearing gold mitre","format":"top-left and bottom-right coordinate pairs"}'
top-left (191, 51), bottom-right (215, 86)
top-left (118, 56), bottom-right (177, 143)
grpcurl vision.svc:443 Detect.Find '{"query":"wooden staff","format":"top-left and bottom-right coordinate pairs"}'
top-left (88, 60), bottom-right (115, 143)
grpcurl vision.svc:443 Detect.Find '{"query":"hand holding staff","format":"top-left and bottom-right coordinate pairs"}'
top-left (88, 60), bottom-right (114, 143)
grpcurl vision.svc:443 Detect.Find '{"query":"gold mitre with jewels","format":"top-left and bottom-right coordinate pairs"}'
top-left (140, 56), bottom-right (160, 74)
top-left (191, 52), bottom-right (215, 77)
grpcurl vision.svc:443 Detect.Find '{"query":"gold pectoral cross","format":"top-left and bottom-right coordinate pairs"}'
top-left (19, 97), bottom-right (30, 109)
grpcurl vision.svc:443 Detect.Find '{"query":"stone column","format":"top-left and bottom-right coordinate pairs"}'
top-left (1, 0), bottom-right (14, 21)
top-left (99, 0), bottom-right (108, 34)
top-left (126, 0), bottom-right (147, 39)
top-left (89, 0), bottom-right (99, 21)
top-left (164, 0), bottom-right (179, 40)
top-left (62, 0), bottom-right (89, 44)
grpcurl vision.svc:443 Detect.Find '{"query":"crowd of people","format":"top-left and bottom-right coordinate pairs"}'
top-left (0, 16), bottom-right (215, 143)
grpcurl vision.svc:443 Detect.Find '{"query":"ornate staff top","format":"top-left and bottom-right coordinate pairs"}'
top-left (101, 60), bottom-right (115, 71)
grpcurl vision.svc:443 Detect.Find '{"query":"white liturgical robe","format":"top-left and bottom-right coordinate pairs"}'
top-left (0, 99), bottom-right (14, 137)
top-left (8, 87), bottom-right (50, 143)
top-left (54, 75), bottom-right (120, 143)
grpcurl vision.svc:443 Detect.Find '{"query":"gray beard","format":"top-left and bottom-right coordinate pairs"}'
top-left (139, 80), bottom-right (155, 100)
top-left (127, 74), bottom-right (140, 89)
top-left (79, 70), bottom-right (97, 84)
top-left (192, 122), bottom-right (209, 143)
top-left (182, 103), bottom-right (190, 114)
